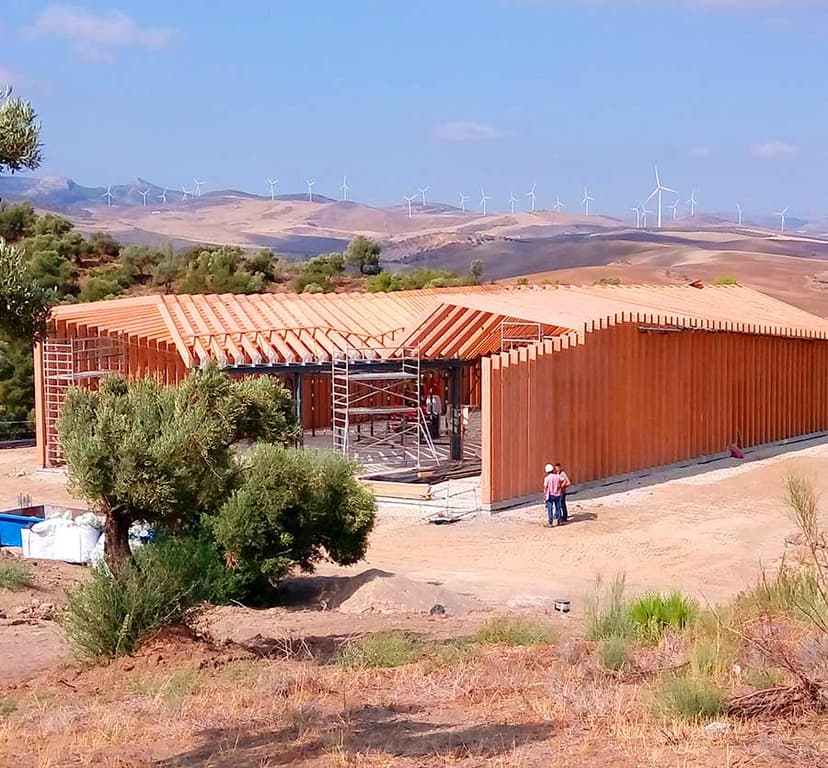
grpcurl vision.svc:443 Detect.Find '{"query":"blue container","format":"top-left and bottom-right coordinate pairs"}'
top-left (0, 511), bottom-right (44, 548)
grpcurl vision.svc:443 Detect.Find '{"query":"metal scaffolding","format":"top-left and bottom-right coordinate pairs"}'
top-left (42, 336), bottom-right (124, 466)
top-left (332, 347), bottom-right (438, 469)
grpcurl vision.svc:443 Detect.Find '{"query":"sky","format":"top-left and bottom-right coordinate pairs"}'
top-left (3, 0), bottom-right (828, 217)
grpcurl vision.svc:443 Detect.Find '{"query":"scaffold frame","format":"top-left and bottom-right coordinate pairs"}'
top-left (42, 336), bottom-right (124, 466)
top-left (332, 347), bottom-right (438, 469)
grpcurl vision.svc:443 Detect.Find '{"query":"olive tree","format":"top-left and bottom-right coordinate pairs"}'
top-left (0, 86), bottom-right (42, 177)
top-left (58, 366), bottom-right (299, 571)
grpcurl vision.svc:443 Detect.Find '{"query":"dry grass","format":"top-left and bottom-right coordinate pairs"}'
top-left (1, 632), bottom-right (826, 768)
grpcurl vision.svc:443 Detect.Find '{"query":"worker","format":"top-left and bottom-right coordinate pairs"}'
top-left (543, 463), bottom-right (563, 527)
top-left (555, 462), bottom-right (571, 523)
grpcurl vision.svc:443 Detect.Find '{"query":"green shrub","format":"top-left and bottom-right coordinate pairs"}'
top-left (598, 636), bottom-right (630, 671)
top-left (473, 617), bottom-right (557, 647)
top-left (62, 535), bottom-right (247, 660)
top-left (212, 445), bottom-right (376, 585)
top-left (585, 574), bottom-right (634, 640)
top-left (0, 561), bottom-right (33, 590)
top-left (628, 591), bottom-right (698, 642)
top-left (655, 675), bottom-right (725, 722)
top-left (338, 632), bottom-right (424, 669)
top-left (713, 275), bottom-right (738, 286)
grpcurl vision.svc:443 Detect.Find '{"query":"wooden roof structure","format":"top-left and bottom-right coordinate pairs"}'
top-left (48, 283), bottom-right (828, 369)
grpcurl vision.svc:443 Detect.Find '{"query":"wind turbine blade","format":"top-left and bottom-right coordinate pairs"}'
top-left (662, 186), bottom-right (678, 194)
top-left (647, 188), bottom-right (658, 202)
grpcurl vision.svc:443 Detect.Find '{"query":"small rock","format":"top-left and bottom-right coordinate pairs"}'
top-left (429, 603), bottom-right (447, 616)
top-left (704, 722), bottom-right (730, 735)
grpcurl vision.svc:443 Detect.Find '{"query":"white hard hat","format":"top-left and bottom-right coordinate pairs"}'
top-left (544, 464), bottom-right (553, 473)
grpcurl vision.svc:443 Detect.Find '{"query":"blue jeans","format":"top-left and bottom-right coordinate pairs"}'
top-left (546, 495), bottom-right (562, 525)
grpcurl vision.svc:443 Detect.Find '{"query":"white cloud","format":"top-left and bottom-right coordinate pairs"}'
top-left (434, 121), bottom-right (501, 142)
top-left (750, 140), bottom-right (800, 158)
top-left (25, 5), bottom-right (176, 58)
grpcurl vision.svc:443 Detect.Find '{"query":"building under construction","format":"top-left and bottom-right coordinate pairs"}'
top-left (35, 283), bottom-right (828, 509)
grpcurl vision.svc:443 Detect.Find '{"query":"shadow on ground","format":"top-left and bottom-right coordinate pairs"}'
top-left (153, 703), bottom-right (555, 766)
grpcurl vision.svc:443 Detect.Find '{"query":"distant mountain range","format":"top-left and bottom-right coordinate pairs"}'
top-left (0, 175), bottom-right (820, 234)
top-left (0, 175), bottom-right (338, 211)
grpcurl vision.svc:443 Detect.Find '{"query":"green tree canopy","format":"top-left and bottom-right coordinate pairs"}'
top-left (212, 444), bottom-right (376, 583)
top-left (0, 86), bottom-right (42, 176)
top-left (58, 366), bottom-right (300, 571)
top-left (345, 236), bottom-right (382, 275)
top-left (0, 239), bottom-right (53, 342)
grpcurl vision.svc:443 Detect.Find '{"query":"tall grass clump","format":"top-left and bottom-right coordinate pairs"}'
top-left (62, 535), bottom-right (246, 660)
top-left (473, 617), bottom-right (557, 647)
top-left (598, 636), bottom-right (630, 671)
top-left (338, 632), bottom-right (424, 669)
top-left (655, 675), bottom-right (725, 722)
top-left (628, 591), bottom-right (698, 642)
top-left (585, 573), bottom-right (634, 640)
top-left (0, 561), bottom-right (33, 590)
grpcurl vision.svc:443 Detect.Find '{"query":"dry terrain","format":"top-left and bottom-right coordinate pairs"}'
top-left (68, 196), bottom-right (828, 316)
top-left (2, 441), bottom-right (828, 766)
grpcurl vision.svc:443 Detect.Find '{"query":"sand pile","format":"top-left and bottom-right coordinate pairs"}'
top-left (322, 569), bottom-right (478, 616)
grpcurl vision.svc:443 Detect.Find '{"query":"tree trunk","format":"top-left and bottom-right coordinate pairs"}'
top-left (104, 513), bottom-right (132, 572)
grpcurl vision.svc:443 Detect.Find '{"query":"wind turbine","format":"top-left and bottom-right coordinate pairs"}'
top-left (775, 206), bottom-right (789, 233)
top-left (631, 206), bottom-right (642, 229)
top-left (552, 195), bottom-right (565, 214)
top-left (667, 197), bottom-right (680, 222)
top-left (138, 189), bottom-right (149, 207)
top-left (459, 192), bottom-right (469, 213)
top-left (340, 175), bottom-right (349, 202)
top-left (102, 184), bottom-right (114, 207)
top-left (306, 179), bottom-right (316, 203)
top-left (582, 186), bottom-right (594, 216)
top-left (646, 166), bottom-right (678, 229)
top-left (508, 192), bottom-right (517, 214)
top-left (158, 188), bottom-right (168, 205)
top-left (403, 194), bottom-right (416, 219)
top-left (687, 190), bottom-right (698, 217)
top-left (736, 202), bottom-right (743, 226)
top-left (525, 183), bottom-right (537, 212)
top-left (193, 178), bottom-right (205, 196)
top-left (480, 188), bottom-right (491, 216)
top-left (417, 186), bottom-right (430, 208)
top-left (641, 203), bottom-right (653, 229)
top-left (266, 178), bottom-right (279, 201)
top-left (181, 185), bottom-right (192, 201)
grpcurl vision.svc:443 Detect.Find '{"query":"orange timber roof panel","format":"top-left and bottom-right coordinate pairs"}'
top-left (48, 283), bottom-right (828, 368)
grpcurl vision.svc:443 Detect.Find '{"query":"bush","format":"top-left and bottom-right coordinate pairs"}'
top-left (655, 675), bottom-right (725, 722)
top-left (598, 636), bottom-right (630, 671)
top-left (62, 535), bottom-right (247, 659)
top-left (212, 445), bottom-right (376, 585)
top-left (628, 591), bottom-right (698, 642)
top-left (339, 632), bottom-right (423, 669)
top-left (585, 574), bottom-right (634, 640)
top-left (734, 566), bottom-right (823, 622)
top-left (0, 561), bottom-right (33, 590)
top-left (713, 275), bottom-right (738, 286)
top-left (473, 617), bottom-right (557, 647)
